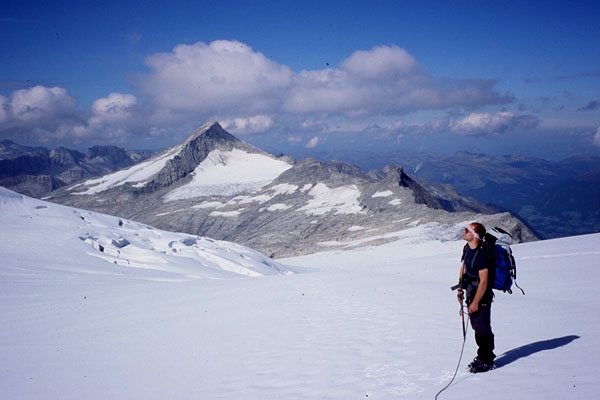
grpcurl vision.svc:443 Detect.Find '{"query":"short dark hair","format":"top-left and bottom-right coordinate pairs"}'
top-left (471, 222), bottom-right (486, 239)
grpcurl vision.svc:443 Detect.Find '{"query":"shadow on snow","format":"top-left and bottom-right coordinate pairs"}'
top-left (495, 335), bottom-right (580, 368)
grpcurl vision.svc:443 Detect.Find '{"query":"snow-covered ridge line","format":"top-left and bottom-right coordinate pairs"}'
top-left (70, 144), bottom-right (184, 195)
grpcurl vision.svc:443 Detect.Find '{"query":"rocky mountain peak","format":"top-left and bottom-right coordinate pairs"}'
top-left (185, 121), bottom-right (239, 145)
top-left (371, 165), bottom-right (445, 210)
top-left (86, 146), bottom-right (131, 165)
top-left (395, 166), bottom-right (443, 209)
top-left (0, 140), bottom-right (47, 160)
top-left (49, 147), bottom-right (85, 165)
top-left (147, 121), bottom-right (265, 189)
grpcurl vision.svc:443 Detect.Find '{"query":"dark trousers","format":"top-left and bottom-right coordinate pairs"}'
top-left (469, 303), bottom-right (495, 364)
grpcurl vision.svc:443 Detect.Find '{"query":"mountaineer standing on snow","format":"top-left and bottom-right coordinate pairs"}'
top-left (457, 222), bottom-right (496, 373)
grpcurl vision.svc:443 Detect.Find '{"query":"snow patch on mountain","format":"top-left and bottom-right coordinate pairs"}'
top-left (164, 149), bottom-right (292, 200)
top-left (373, 190), bottom-right (393, 198)
top-left (348, 225), bottom-right (367, 231)
top-left (270, 183), bottom-right (300, 195)
top-left (298, 183), bottom-right (365, 216)
top-left (71, 145), bottom-right (183, 195)
top-left (209, 210), bottom-right (242, 218)
top-left (235, 193), bottom-right (273, 204)
top-left (194, 201), bottom-right (228, 209)
top-left (261, 203), bottom-right (292, 212)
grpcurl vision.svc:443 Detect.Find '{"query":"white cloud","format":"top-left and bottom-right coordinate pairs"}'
top-left (306, 136), bottom-right (320, 148)
top-left (0, 96), bottom-right (9, 123)
top-left (0, 88), bottom-right (142, 144)
top-left (221, 115), bottom-right (274, 134)
top-left (341, 45), bottom-right (419, 80)
top-left (90, 93), bottom-right (138, 123)
top-left (0, 41), bottom-right (523, 148)
top-left (287, 135), bottom-right (302, 144)
top-left (81, 93), bottom-right (141, 141)
top-left (594, 126), bottom-right (600, 147)
top-left (137, 40), bottom-right (293, 113)
top-left (450, 111), bottom-right (539, 136)
top-left (134, 40), bottom-right (511, 122)
top-left (0, 86), bottom-right (86, 144)
top-left (0, 86), bottom-right (76, 125)
top-left (282, 45), bottom-right (510, 116)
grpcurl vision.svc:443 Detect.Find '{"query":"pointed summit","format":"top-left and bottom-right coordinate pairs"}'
top-left (149, 121), bottom-right (246, 188)
top-left (59, 122), bottom-right (291, 197)
top-left (184, 121), bottom-right (240, 145)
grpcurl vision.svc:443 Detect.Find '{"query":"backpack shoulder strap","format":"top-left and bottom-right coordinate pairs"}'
top-left (468, 242), bottom-right (493, 275)
top-left (481, 241), bottom-right (494, 263)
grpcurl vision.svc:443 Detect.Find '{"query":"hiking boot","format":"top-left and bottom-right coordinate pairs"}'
top-left (467, 357), bottom-right (480, 369)
top-left (469, 359), bottom-right (495, 373)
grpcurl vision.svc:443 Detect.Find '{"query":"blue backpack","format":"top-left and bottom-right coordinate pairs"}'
top-left (484, 227), bottom-right (525, 294)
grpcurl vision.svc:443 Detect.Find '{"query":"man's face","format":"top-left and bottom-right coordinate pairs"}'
top-left (463, 225), bottom-right (477, 240)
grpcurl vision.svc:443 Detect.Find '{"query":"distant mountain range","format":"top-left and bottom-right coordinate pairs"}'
top-left (0, 124), bottom-right (600, 244)
top-left (9, 122), bottom-right (528, 258)
top-left (0, 140), bottom-right (153, 198)
top-left (286, 147), bottom-right (600, 239)
top-left (411, 153), bottom-right (600, 239)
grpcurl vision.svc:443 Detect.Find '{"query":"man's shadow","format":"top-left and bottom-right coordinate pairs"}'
top-left (495, 335), bottom-right (580, 368)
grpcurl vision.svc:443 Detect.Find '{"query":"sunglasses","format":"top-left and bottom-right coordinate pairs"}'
top-left (464, 226), bottom-right (480, 238)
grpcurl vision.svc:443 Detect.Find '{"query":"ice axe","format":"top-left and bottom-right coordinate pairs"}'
top-left (451, 282), bottom-right (467, 340)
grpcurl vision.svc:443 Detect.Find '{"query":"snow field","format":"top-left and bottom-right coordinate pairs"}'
top-left (164, 149), bottom-right (292, 200)
top-left (1, 187), bottom-right (599, 399)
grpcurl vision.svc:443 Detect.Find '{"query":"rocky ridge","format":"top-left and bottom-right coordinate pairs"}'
top-left (0, 140), bottom-right (152, 198)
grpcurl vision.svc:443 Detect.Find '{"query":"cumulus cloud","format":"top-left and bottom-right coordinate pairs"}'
top-left (136, 40), bottom-right (293, 114)
top-left (283, 45), bottom-right (511, 116)
top-left (0, 86), bottom-right (86, 144)
top-left (0, 41), bottom-right (518, 147)
top-left (341, 46), bottom-right (419, 80)
top-left (79, 93), bottom-right (142, 141)
top-left (0, 88), bottom-right (143, 144)
top-left (594, 127), bottom-right (600, 148)
top-left (135, 40), bottom-right (512, 121)
top-left (89, 93), bottom-right (138, 125)
top-left (306, 136), bottom-right (320, 148)
top-left (221, 115), bottom-right (274, 134)
top-left (0, 96), bottom-right (9, 123)
top-left (450, 111), bottom-right (539, 136)
top-left (0, 86), bottom-right (76, 126)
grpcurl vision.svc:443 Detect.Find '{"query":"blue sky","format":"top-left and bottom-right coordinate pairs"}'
top-left (1, 0), bottom-right (599, 159)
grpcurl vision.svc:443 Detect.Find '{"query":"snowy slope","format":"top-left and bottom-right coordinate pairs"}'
top-left (1, 188), bottom-right (598, 399)
top-left (69, 144), bottom-right (184, 195)
top-left (0, 187), bottom-right (287, 279)
top-left (164, 148), bottom-right (292, 200)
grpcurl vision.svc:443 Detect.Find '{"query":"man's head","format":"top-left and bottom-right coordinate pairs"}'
top-left (463, 222), bottom-right (486, 242)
